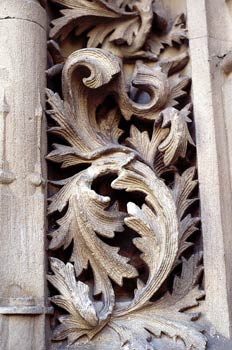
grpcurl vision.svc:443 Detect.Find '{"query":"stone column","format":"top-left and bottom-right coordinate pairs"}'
top-left (0, 1), bottom-right (48, 349)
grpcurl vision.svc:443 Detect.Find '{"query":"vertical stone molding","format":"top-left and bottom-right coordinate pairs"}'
top-left (0, 1), bottom-right (47, 350)
top-left (187, 0), bottom-right (232, 338)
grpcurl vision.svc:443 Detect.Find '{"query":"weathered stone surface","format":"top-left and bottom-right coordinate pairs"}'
top-left (1, 0), bottom-right (232, 349)
top-left (0, 1), bottom-right (47, 349)
top-left (187, 0), bottom-right (232, 338)
top-left (46, 1), bottom-right (207, 349)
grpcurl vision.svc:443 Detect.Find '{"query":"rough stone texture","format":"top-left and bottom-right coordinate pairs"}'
top-left (46, 1), bottom-right (206, 349)
top-left (1, 0), bottom-right (232, 349)
top-left (0, 1), bottom-right (47, 349)
top-left (187, 0), bottom-right (232, 338)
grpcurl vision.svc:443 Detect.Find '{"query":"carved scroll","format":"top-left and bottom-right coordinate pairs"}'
top-left (47, 1), bottom-right (207, 349)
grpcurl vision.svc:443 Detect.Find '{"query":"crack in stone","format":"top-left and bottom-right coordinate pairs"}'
top-left (0, 16), bottom-right (46, 31)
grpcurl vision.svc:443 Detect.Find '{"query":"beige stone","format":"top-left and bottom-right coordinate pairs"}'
top-left (187, 0), bottom-right (232, 338)
top-left (1, 0), bottom-right (232, 349)
top-left (0, 1), bottom-right (47, 349)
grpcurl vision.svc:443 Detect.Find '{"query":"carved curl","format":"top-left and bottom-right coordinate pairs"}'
top-left (47, 2), bottom-right (206, 349)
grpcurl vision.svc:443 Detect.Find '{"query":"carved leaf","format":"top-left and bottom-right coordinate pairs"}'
top-left (47, 258), bottom-right (99, 344)
top-left (48, 160), bottom-right (138, 320)
top-left (49, 0), bottom-right (157, 60)
top-left (50, 0), bottom-right (139, 47)
top-left (125, 124), bottom-right (168, 167)
top-left (87, 17), bottom-right (140, 48)
top-left (167, 74), bottom-right (191, 105)
top-left (98, 108), bottom-right (123, 144)
top-left (171, 253), bottom-right (204, 307)
top-left (112, 160), bottom-right (179, 314)
top-left (177, 214), bottom-right (200, 260)
top-left (47, 88), bottom-right (105, 167)
top-left (48, 173), bottom-right (137, 278)
top-left (111, 309), bottom-right (206, 350)
top-left (46, 88), bottom-right (90, 153)
top-left (110, 254), bottom-right (206, 350)
top-left (46, 144), bottom-right (92, 168)
top-left (146, 14), bottom-right (188, 56)
top-left (162, 14), bottom-right (188, 46)
top-left (47, 62), bottom-right (124, 166)
top-left (157, 105), bottom-right (194, 165)
top-left (126, 203), bottom-right (161, 278)
top-left (171, 167), bottom-right (199, 262)
top-left (162, 51), bottom-right (189, 75)
top-left (172, 166), bottom-right (198, 220)
top-left (47, 93), bottom-right (124, 168)
top-left (153, 151), bottom-right (176, 177)
top-left (48, 258), bottom-right (98, 325)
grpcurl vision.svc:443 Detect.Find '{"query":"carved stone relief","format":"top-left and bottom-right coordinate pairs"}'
top-left (0, 88), bottom-right (15, 185)
top-left (46, 1), bottom-right (207, 349)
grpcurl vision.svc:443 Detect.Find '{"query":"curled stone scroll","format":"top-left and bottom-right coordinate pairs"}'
top-left (47, 1), bottom-right (207, 349)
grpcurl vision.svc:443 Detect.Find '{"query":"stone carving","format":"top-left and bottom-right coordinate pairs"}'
top-left (47, 1), bottom-right (207, 349)
top-left (29, 96), bottom-right (45, 187)
top-left (0, 88), bottom-right (15, 184)
top-left (49, 0), bottom-right (187, 61)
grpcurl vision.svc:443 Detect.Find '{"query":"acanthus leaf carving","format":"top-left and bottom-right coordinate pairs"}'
top-left (111, 160), bottom-right (178, 315)
top-left (172, 166), bottom-right (198, 221)
top-left (146, 13), bottom-right (188, 57)
top-left (109, 254), bottom-right (205, 350)
top-left (125, 123), bottom-right (169, 168)
top-left (171, 167), bottom-right (199, 265)
top-left (157, 104), bottom-right (195, 166)
top-left (47, 1), bottom-right (207, 348)
top-left (48, 156), bottom-right (138, 322)
top-left (47, 258), bottom-right (100, 344)
top-left (49, 0), bottom-right (188, 62)
top-left (50, 0), bottom-right (156, 60)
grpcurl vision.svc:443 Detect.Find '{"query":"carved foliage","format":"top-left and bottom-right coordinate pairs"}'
top-left (47, 1), bottom-right (206, 349)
